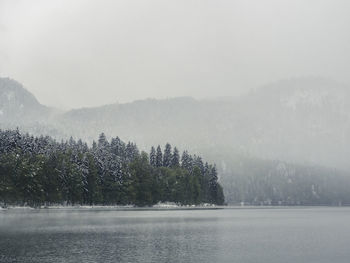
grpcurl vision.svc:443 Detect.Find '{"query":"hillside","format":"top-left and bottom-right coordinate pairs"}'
top-left (0, 78), bottom-right (53, 124)
top-left (45, 77), bottom-right (350, 170)
top-left (1, 76), bottom-right (350, 204)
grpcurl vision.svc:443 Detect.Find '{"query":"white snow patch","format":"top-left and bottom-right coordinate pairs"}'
top-left (39, 205), bottom-right (135, 209)
top-left (153, 202), bottom-right (179, 208)
top-left (7, 206), bottom-right (35, 210)
top-left (153, 202), bottom-right (217, 208)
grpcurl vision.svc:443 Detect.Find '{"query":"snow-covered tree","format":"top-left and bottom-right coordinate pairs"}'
top-left (150, 146), bottom-right (156, 167)
top-left (155, 145), bottom-right (163, 167)
top-left (171, 147), bottom-right (180, 167)
top-left (163, 143), bottom-right (172, 167)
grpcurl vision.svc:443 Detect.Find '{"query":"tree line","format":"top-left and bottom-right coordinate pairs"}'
top-left (0, 129), bottom-right (224, 207)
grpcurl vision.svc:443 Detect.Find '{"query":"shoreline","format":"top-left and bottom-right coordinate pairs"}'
top-left (1, 204), bottom-right (349, 212)
top-left (0, 202), bottom-right (222, 211)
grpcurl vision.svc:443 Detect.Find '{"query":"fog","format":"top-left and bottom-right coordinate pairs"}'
top-left (2, 208), bottom-right (350, 262)
top-left (2, 2), bottom-right (350, 261)
top-left (1, 0), bottom-right (350, 109)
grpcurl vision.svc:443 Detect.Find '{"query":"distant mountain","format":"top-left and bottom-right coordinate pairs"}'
top-left (1, 76), bottom-right (350, 204)
top-left (224, 77), bottom-right (350, 170)
top-left (203, 147), bottom-right (350, 205)
top-left (0, 78), bottom-right (52, 124)
top-left (0, 78), bottom-right (64, 137)
top-left (47, 77), bottom-right (350, 170)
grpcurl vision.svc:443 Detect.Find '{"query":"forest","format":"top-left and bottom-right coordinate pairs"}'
top-left (0, 129), bottom-right (224, 207)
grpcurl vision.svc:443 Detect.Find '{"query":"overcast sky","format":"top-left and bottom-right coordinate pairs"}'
top-left (0, 0), bottom-right (350, 109)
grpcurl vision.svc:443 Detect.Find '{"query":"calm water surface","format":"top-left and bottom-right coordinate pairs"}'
top-left (0, 207), bottom-right (350, 263)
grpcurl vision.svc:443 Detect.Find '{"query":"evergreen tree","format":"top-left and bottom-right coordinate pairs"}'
top-left (0, 129), bottom-right (225, 207)
top-left (191, 166), bottom-right (202, 205)
top-left (163, 143), bottom-right (172, 167)
top-left (150, 146), bottom-right (156, 167)
top-left (98, 133), bottom-right (108, 148)
top-left (80, 154), bottom-right (90, 204)
top-left (155, 145), bottom-right (163, 167)
top-left (171, 147), bottom-right (180, 167)
top-left (129, 151), bottom-right (155, 206)
top-left (208, 164), bottom-right (224, 204)
top-left (193, 155), bottom-right (204, 174)
top-left (86, 153), bottom-right (101, 204)
top-left (125, 142), bottom-right (139, 162)
top-left (92, 140), bottom-right (97, 150)
top-left (181, 151), bottom-right (192, 171)
top-left (41, 153), bottom-right (61, 204)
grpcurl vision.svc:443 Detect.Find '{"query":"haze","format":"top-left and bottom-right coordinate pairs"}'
top-left (1, 0), bottom-right (350, 109)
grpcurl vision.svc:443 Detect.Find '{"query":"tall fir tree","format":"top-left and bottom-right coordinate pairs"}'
top-left (150, 146), bottom-right (156, 167)
top-left (181, 150), bottom-right (193, 171)
top-left (163, 143), bottom-right (172, 167)
top-left (155, 145), bottom-right (163, 167)
top-left (171, 147), bottom-right (180, 167)
top-left (98, 133), bottom-right (108, 148)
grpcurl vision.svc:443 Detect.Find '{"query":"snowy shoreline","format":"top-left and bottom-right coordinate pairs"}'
top-left (0, 202), bottom-right (222, 211)
top-left (1, 205), bottom-right (348, 211)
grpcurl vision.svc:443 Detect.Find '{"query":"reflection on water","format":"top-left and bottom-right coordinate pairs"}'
top-left (1, 208), bottom-right (350, 263)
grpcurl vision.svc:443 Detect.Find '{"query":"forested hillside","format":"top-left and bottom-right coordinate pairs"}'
top-left (0, 129), bottom-right (224, 207)
top-left (2, 77), bottom-right (350, 206)
top-left (2, 77), bottom-right (350, 170)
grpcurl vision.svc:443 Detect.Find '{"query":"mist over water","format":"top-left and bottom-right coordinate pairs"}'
top-left (1, 1), bottom-right (350, 262)
top-left (1, 208), bottom-right (350, 263)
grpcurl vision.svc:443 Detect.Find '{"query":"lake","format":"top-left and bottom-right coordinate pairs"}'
top-left (0, 207), bottom-right (350, 263)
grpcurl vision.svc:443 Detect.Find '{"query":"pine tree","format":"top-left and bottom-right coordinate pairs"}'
top-left (209, 164), bottom-right (219, 204)
top-left (193, 155), bottom-right (204, 174)
top-left (155, 145), bottom-right (163, 167)
top-left (80, 154), bottom-right (90, 204)
top-left (191, 166), bottom-right (202, 204)
top-left (98, 133), bottom-right (108, 148)
top-left (42, 153), bottom-right (62, 204)
top-left (125, 142), bottom-right (139, 162)
top-left (171, 147), bottom-right (180, 167)
top-left (150, 146), bottom-right (156, 166)
top-left (92, 140), bottom-right (97, 150)
top-left (110, 137), bottom-right (124, 156)
top-left (181, 150), bottom-right (193, 171)
top-left (69, 136), bottom-right (76, 147)
top-left (0, 129), bottom-right (225, 206)
top-left (129, 151), bottom-right (154, 206)
top-left (163, 143), bottom-right (172, 167)
top-left (86, 153), bottom-right (100, 204)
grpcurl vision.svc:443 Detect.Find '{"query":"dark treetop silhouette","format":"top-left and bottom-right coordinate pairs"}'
top-left (0, 129), bottom-right (224, 207)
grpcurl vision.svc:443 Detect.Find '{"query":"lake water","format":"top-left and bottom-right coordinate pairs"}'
top-left (0, 207), bottom-right (350, 263)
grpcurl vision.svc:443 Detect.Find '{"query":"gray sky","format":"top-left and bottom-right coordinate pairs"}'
top-left (1, 0), bottom-right (350, 109)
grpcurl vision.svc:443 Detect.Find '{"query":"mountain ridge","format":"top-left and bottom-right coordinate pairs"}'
top-left (1, 76), bottom-right (350, 170)
top-left (2, 76), bottom-right (350, 204)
